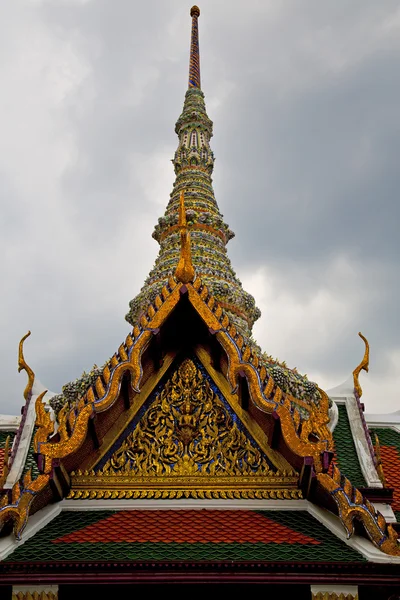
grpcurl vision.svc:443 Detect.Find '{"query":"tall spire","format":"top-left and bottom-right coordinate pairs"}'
top-left (126, 7), bottom-right (260, 338)
top-left (189, 6), bottom-right (201, 89)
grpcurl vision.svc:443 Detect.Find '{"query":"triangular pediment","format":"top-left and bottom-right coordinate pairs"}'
top-left (69, 354), bottom-right (301, 500)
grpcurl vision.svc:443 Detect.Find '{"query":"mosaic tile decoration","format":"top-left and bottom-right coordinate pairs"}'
top-left (332, 405), bottom-right (367, 488)
top-left (4, 510), bottom-right (365, 563)
top-left (369, 427), bottom-right (400, 519)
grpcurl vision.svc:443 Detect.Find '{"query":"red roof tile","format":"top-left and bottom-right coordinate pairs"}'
top-left (54, 510), bottom-right (320, 545)
top-left (380, 445), bottom-right (400, 511)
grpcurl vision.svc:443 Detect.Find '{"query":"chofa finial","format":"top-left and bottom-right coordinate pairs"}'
top-left (353, 332), bottom-right (369, 398)
top-left (175, 190), bottom-right (195, 284)
top-left (18, 331), bottom-right (35, 401)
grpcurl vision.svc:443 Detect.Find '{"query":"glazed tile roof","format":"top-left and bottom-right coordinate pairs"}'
top-left (369, 427), bottom-right (400, 520)
top-left (4, 510), bottom-right (364, 563)
top-left (0, 431), bottom-right (14, 447)
top-left (332, 405), bottom-right (367, 488)
top-left (22, 425), bottom-right (40, 479)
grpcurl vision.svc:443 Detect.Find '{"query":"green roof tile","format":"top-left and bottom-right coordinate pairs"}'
top-left (4, 510), bottom-right (365, 563)
top-left (333, 404), bottom-right (367, 488)
top-left (0, 431), bottom-right (15, 448)
top-left (22, 426), bottom-right (40, 479)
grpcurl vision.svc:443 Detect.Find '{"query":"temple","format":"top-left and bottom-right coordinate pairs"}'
top-left (1, 7), bottom-right (400, 600)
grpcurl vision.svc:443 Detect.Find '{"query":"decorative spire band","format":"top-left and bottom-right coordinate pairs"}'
top-left (189, 6), bottom-right (201, 89)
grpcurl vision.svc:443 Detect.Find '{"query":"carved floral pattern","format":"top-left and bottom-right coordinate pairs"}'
top-left (104, 358), bottom-right (274, 477)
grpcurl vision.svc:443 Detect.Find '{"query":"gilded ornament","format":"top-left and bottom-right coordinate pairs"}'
top-left (317, 466), bottom-right (400, 556)
top-left (18, 331), bottom-right (35, 401)
top-left (70, 359), bottom-right (300, 499)
top-left (0, 473), bottom-right (49, 540)
top-left (34, 390), bottom-right (54, 452)
top-left (312, 594), bottom-right (358, 600)
top-left (353, 332), bottom-right (369, 398)
top-left (175, 190), bottom-right (196, 283)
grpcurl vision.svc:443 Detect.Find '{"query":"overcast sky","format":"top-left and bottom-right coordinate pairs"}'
top-left (1, 0), bottom-right (399, 417)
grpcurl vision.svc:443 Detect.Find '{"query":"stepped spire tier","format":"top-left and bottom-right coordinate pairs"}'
top-left (126, 6), bottom-right (260, 338)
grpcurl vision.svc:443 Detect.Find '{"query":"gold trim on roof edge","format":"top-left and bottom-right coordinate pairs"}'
top-left (353, 332), bottom-right (369, 399)
top-left (312, 594), bottom-right (358, 600)
top-left (36, 275), bottom-right (333, 475)
top-left (67, 486), bottom-right (302, 501)
top-left (0, 470), bottom-right (49, 540)
top-left (37, 282), bottom-right (182, 467)
top-left (195, 345), bottom-right (293, 472)
top-left (12, 593), bottom-right (58, 600)
top-left (318, 464), bottom-right (400, 556)
top-left (18, 331), bottom-right (35, 402)
top-left (33, 391), bottom-right (53, 452)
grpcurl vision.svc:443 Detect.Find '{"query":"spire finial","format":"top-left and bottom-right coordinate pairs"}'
top-left (189, 6), bottom-right (201, 89)
top-left (175, 190), bottom-right (195, 284)
top-left (353, 332), bottom-right (370, 398)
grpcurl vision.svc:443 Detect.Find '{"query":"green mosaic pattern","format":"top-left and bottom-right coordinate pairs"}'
top-left (0, 431), bottom-right (15, 448)
top-left (22, 426), bottom-right (39, 479)
top-left (333, 404), bottom-right (367, 488)
top-left (369, 427), bottom-right (400, 452)
top-left (4, 510), bottom-right (364, 563)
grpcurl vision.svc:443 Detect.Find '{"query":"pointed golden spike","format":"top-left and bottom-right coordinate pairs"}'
top-left (263, 377), bottom-right (274, 398)
top-left (95, 375), bottom-right (105, 398)
top-left (103, 365), bottom-right (111, 384)
top-left (353, 332), bottom-right (369, 398)
top-left (175, 190), bottom-right (195, 284)
top-left (118, 343), bottom-right (128, 361)
top-left (242, 345), bottom-right (251, 362)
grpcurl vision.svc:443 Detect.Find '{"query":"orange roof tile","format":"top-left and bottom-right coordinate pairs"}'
top-left (380, 445), bottom-right (400, 511)
top-left (54, 510), bottom-right (320, 545)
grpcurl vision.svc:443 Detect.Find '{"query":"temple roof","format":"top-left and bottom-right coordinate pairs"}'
top-left (1, 7), bottom-right (400, 586)
top-left (2, 509), bottom-right (364, 564)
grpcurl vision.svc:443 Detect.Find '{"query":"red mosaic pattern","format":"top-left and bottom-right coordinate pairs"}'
top-left (54, 510), bottom-right (320, 545)
top-left (380, 445), bottom-right (400, 511)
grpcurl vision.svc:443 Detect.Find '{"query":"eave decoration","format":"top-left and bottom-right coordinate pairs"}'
top-left (318, 465), bottom-right (400, 556)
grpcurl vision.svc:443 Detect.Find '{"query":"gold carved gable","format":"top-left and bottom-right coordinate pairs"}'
top-left (69, 358), bottom-right (301, 500)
